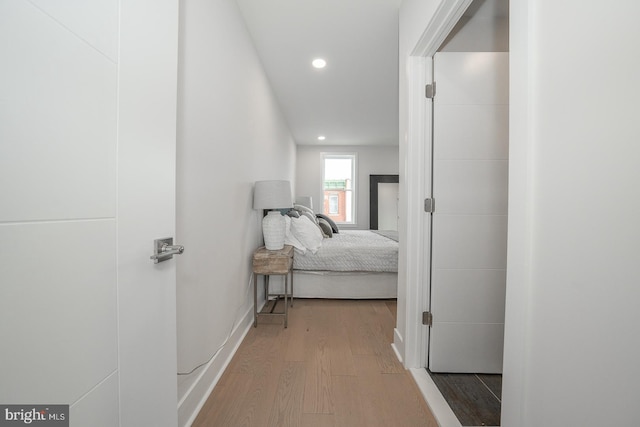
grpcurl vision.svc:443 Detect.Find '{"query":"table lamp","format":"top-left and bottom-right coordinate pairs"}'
top-left (253, 180), bottom-right (293, 250)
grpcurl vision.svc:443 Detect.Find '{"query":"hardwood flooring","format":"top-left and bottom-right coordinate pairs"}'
top-left (428, 371), bottom-right (502, 426)
top-left (193, 299), bottom-right (438, 427)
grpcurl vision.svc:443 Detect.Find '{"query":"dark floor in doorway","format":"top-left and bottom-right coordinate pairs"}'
top-left (427, 370), bottom-right (502, 426)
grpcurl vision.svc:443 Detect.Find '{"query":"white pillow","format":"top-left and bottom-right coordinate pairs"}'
top-left (283, 215), bottom-right (307, 254)
top-left (293, 204), bottom-right (315, 218)
top-left (290, 215), bottom-right (324, 254)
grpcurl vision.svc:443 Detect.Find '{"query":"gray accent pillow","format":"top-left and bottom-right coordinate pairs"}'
top-left (316, 213), bottom-right (339, 234)
top-left (286, 209), bottom-right (300, 218)
top-left (317, 218), bottom-right (333, 238)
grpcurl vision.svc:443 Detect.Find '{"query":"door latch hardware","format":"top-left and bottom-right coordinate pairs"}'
top-left (150, 237), bottom-right (184, 264)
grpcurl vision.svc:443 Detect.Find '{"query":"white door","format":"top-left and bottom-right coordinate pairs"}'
top-left (428, 52), bottom-right (509, 373)
top-left (0, 1), bottom-right (179, 426)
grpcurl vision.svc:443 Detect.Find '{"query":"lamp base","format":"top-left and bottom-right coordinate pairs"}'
top-left (262, 210), bottom-right (285, 250)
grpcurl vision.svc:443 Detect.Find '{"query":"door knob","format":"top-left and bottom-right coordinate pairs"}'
top-left (150, 237), bottom-right (184, 264)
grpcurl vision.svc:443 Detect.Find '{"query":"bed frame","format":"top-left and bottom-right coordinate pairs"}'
top-left (267, 270), bottom-right (397, 299)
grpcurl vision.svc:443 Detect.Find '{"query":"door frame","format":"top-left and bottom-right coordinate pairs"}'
top-left (403, 0), bottom-right (474, 370)
top-left (400, 1), bottom-right (474, 425)
top-left (369, 174), bottom-right (399, 230)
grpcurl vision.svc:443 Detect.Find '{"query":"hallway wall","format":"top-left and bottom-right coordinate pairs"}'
top-left (176, 0), bottom-right (296, 423)
top-left (503, 2), bottom-right (640, 425)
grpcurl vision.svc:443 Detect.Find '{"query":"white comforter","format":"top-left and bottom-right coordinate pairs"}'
top-left (293, 230), bottom-right (398, 272)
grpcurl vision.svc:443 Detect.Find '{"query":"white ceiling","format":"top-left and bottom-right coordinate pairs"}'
top-left (236, 0), bottom-right (401, 146)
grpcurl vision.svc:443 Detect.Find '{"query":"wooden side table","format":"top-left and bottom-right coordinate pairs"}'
top-left (252, 245), bottom-right (294, 328)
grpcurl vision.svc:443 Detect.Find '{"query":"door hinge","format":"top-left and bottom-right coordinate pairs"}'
top-left (422, 311), bottom-right (433, 326)
top-left (424, 198), bottom-right (435, 213)
top-left (425, 82), bottom-right (436, 99)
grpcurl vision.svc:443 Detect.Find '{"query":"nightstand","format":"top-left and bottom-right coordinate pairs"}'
top-left (252, 245), bottom-right (294, 328)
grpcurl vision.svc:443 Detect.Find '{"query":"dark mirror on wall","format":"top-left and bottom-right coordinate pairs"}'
top-left (370, 174), bottom-right (399, 230)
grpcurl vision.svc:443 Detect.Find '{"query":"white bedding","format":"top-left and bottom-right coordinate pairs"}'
top-left (292, 230), bottom-right (398, 272)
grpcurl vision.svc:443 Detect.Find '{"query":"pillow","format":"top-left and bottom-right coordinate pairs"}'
top-left (290, 215), bottom-right (324, 254)
top-left (315, 213), bottom-right (339, 234)
top-left (283, 215), bottom-right (306, 254)
top-left (300, 211), bottom-right (317, 225)
top-left (286, 209), bottom-right (300, 218)
top-left (293, 204), bottom-right (315, 218)
top-left (317, 217), bottom-right (333, 238)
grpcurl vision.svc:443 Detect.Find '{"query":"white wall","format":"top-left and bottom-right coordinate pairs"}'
top-left (296, 145), bottom-right (399, 229)
top-left (401, 0), bottom-right (640, 424)
top-left (439, 15), bottom-right (508, 52)
top-left (503, 1), bottom-right (640, 425)
top-left (175, 0), bottom-right (296, 424)
top-left (438, 0), bottom-right (508, 53)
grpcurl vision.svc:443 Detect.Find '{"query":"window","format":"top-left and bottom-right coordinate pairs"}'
top-left (322, 153), bottom-right (356, 224)
top-left (328, 194), bottom-right (339, 214)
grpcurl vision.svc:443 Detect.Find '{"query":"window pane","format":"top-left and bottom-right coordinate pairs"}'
top-left (328, 194), bottom-right (339, 214)
top-left (322, 155), bottom-right (355, 224)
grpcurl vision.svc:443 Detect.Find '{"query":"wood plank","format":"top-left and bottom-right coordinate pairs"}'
top-left (301, 413), bottom-right (336, 427)
top-left (192, 372), bottom-right (253, 426)
top-left (283, 300), bottom-right (310, 362)
top-left (267, 361), bottom-right (306, 427)
top-left (477, 373), bottom-right (502, 401)
top-left (358, 302), bottom-right (405, 374)
top-left (232, 361), bottom-right (283, 427)
top-left (303, 313), bottom-right (334, 413)
top-left (343, 301), bottom-right (377, 355)
top-left (429, 372), bottom-right (501, 426)
top-left (327, 314), bottom-right (356, 376)
top-left (378, 373), bottom-right (439, 427)
top-left (332, 374), bottom-right (377, 427)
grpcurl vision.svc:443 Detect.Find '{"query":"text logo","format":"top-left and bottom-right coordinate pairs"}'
top-left (0, 405), bottom-right (68, 426)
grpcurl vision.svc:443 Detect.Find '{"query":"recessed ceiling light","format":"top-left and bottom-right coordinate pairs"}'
top-left (317, 135), bottom-right (326, 141)
top-left (312, 58), bottom-right (327, 69)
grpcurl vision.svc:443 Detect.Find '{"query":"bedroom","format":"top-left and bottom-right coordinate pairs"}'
top-left (2, 0), bottom-right (639, 426)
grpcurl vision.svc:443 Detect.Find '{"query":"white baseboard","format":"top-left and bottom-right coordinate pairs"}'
top-left (409, 368), bottom-right (461, 427)
top-left (392, 327), bottom-right (404, 364)
top-left (177, 304), bottom-right (256, 427)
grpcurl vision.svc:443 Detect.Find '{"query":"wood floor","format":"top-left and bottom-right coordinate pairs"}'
top-left (193, 299), bottom-right (438, 427)
top-left (428, 371), bottom-right (502, 426)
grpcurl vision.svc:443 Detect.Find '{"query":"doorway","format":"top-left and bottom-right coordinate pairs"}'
top-left (403, 0), bottom-right (509, 425)
top-left (428, 51), bottom-right (509, 374)
top-left (370, 174), bottom-right (399, 230)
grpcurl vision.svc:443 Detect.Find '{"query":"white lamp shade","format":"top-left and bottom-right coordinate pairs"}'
top-left (253, 180), bottom-right (293, 210)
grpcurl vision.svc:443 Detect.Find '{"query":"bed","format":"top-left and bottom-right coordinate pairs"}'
top-left (290, 226), bottom-right (398, 299)
top-left (264, 209), bottom-right (398, 299)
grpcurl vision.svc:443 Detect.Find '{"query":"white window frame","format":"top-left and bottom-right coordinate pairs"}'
top-left (321, 152), bottom-right (357, 225)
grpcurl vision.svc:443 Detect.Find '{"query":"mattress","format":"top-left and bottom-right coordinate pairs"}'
top-left (293, 230), bottom-right (398, 272)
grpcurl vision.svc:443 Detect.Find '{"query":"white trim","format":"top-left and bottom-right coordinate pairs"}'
top-left (177, 304), bottom-right (256, 427)
top-left (411, 0), bottom-right (474, 57)
top-left (402, 55), bottom-right (429, 369)
top-left (410, 368), bottom-right (462, 427)
top-left (501, 1), bottom-right (533, 424)
top-left (392, 328), bottom-right (404, 363)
